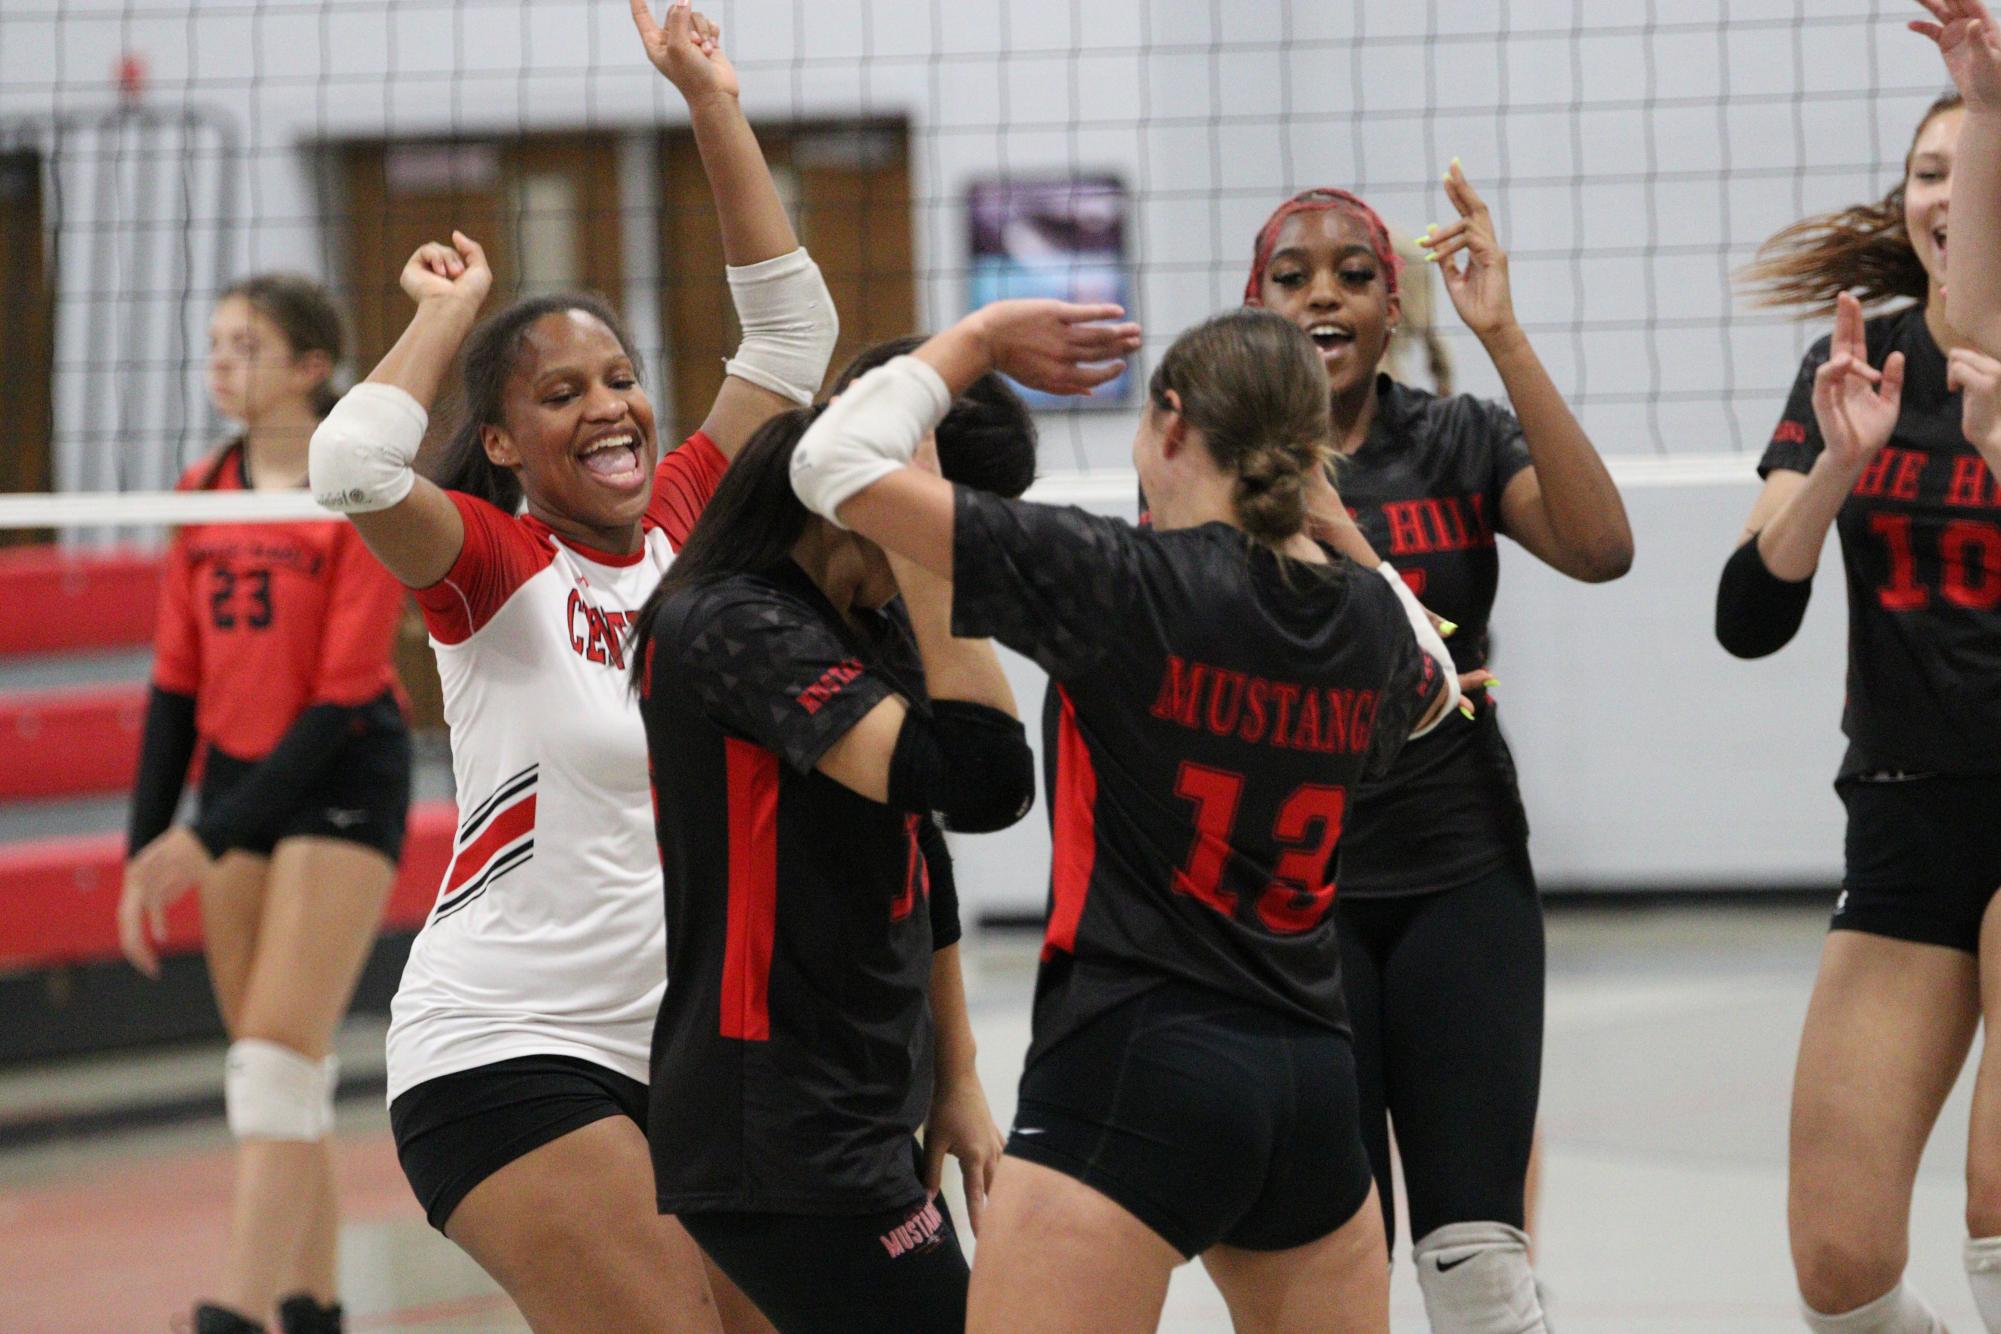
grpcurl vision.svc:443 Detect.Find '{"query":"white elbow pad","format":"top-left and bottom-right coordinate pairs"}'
top-left (1376, 562), bottom-right (1462, 738)
top-left (791, 356), bottom-right (952, 525)
top-left (723, 247), bottom-right (840, 406)
top-left (309, 382), bottom-right (428, 513)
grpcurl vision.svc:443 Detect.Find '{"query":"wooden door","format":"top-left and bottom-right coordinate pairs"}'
top-left (0, 150), bottom-right (54, 543)
top-left (659, 119), bottom-right (913, 440)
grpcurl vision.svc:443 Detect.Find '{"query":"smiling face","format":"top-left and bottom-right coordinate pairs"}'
top-left (1255, 210), bottom-right (1400, 402)
top-left (483, 309), bottom-right (659, 540)
top-left (1905, 104), bottom-right (1963, 295)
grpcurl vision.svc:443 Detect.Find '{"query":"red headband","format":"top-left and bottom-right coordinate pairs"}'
top-left (1243, 189), bottom-right (1402, 306)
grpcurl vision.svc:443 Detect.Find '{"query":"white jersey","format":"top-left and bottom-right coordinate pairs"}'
top-left (385, 435), bottom-right (726, 1100)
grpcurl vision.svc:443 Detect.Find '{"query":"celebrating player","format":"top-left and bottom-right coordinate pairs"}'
top-left (119, 274), bottom-right (411, 1334)
top-left (629, 346), bottom-right (1038, 1330)
top-left (1233, 174), bottom-right (1630, 1330)
top-left (788, 298), bottom-right (1456, 1332)
top-left (306, 4), bottom-right (836, 1329)
top-left (1720, 79), bottom-right (2001, 1333)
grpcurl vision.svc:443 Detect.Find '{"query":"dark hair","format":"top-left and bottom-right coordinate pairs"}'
top-left (221, 272), bottom-right (346, 417)
top-left (1740, 92), bottom-right (1963, 311)
top-left (425, 291), bottom-right (638, 513)
top-left (1147, 308), bottom-right (1330, 548)
top-left (831, 335), bottom-right (1040, 499)
top-left (629, 336), bottom-right (1044, 690)
top-left (197, 273), bottom-right (346, 489)
top-left (1244, 188), bottom-right (1404, 305)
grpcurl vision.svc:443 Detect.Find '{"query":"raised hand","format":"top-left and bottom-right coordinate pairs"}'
top-left (1911, 0), bottom-right (2001, 111)
top-left (1812, 292), bottom-right (1906, 473)
top-left (399, 231), bottom-right (493, 312)
top-left (1418, 161), bottom-right (1518, 341)
top-left (1949, 346), bottom-right (2001, 472)
top-left (973, 300), bottom-right (1142, 397)
top-left (631, 0), bottom-right (738, 102)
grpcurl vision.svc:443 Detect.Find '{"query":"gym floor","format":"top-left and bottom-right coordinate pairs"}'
top-left (1, 901), bottom-right (1985, 1332)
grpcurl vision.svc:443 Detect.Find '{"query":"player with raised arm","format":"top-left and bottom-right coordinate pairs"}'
top-left (305, 4), bottom-right (834, 1328)
top-left (1720, 65), bottom-right (2001, 1329)
top-left (1235, 173), bottom-right (1630, 1332)
top-left (120, 275), bottom-right (411, 1334)
top-left (629, 352), bottom-right (1039, 1330)
top-left (787, 298), bottom-right (1455, 1333)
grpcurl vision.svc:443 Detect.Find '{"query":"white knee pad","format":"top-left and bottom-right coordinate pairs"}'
top-left (1800, 1281), bottom-right (1944, 1333)
top-left (1967, 1236), bottom-right (2001, 1332)
top-left (225, 1039), bottom-right (334, 1141)
top-left (1413, 1221), bottom-right (1548, 1334)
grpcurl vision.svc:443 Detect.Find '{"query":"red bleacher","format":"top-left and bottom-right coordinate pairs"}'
top-left (0, 543), bottom-right (454, 970)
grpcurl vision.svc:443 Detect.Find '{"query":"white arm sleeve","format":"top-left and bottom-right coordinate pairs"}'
top-left (722, 247), bottom-right (840, 406)
top-left (790, 356), bottom-right (952, 526)
top-left (309, 382), bottom-right (428, 514)
top-left (1376, 562), bottom-right (1462, 738)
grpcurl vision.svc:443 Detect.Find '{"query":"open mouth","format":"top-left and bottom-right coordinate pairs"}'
top-left (578, 429), bottom-right (645, 489)
top-left (1305, 321), bottom-right (1356, 359)
top-left (1935, 226), bottom-right (1949, 265)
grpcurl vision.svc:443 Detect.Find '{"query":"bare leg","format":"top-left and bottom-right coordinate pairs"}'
top-left (444, 1116), bottom-right (725, 1334)
top-left (213, 838), bottom-right (393, 1322)
top-left (1790, 930), bottom-right (1978, 1315)
top-left (1203, 1183), bottom-right (1390, 1334)
top-left (966, 1157), bottom-right (1179, 1334)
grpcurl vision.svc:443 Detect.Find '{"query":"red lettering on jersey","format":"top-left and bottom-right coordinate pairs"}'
top-left (1149, 655), bottom-right (1208, 728)
top-left (1205, 669), bottom-right (1247, 736)
top-left (1772, 420), bottom-right (1808, 446)
top-left (1267, 683), bottom-right (1300, 747)
top-left (1854, 450), bottom-right (1898, 498)
top-left (566, 589), bottom-right (589, 656)
top-left (797, 659), bottom-right (864, 715)
top-left (1398, 566), bottom-right (1428, 598)
top-left (601, 611), bottom-right (630, 671)
top-left (1942, 519), bottom-right (2001, 611)
top-left (582, 604), bottom-right (610, 666)
top-left (1290, 688), bottom-right (1324, 751)
top-left (1238, 678), bottom-right (1271, 745)
top-left (1869, 513), bottom-right (1930, 611)
top-left (1891, 450), bottom-right (1926, 501)
top-left (1384, 502), bottom-right (1433, 555)
top-left (1947, 457), bottom-right (1999, 509)
top-left (1254, 784), bottom-right (1347, 934)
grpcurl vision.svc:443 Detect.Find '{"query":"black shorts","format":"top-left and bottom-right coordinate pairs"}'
top-left (1007, 979), bottom-right (1373, 1260)
top-left (683, 1197), bottom-right (967, 1333)
top-left (1836, 773), bottom-right (2001, 955)
top-left (200, 698), bottom-right (411, 862)
top-left (389, 1054), bottom-right (648, 1231)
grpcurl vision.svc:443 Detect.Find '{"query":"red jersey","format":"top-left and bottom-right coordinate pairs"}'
top-left (150, 446), bottom-right (406, 759)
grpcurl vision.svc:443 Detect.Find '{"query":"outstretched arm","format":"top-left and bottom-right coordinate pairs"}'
top-left (793, 300), bottom-right (1139, 575)
top-left (632, 0), bottom-right (838, 456)
top-left (1913, 0), bottom-right (2001, 351)
top-left (311, 234), bottom-right (493, 588)
top-left (1420, 162), bottom-right (1633, 582)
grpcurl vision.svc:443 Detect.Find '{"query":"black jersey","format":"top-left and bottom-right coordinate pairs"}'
top-left (640, 561), bottom-right (960, 1216)
top-left (950, 490), bottom-right (1447, 1065)
top-left (1760, 305), bottom-right (2001, 777)
top-left (1330, 376), bottom-right (1535, 896)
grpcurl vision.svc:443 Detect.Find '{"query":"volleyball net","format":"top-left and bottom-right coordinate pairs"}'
top-left (0, 2), bottom-right (1947, 916)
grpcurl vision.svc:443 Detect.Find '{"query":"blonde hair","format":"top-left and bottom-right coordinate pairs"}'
top-left (1147, 309), bottom-right (1331, 547)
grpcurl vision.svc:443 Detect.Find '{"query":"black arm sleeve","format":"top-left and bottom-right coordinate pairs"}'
top-left (1715, 536), bottom-right (1813, 659)
top-left (917, 816), bottom-right (961, 951)
top-left (887, 699), bottom-right (1035, 835)
top-left (190, 703), bottom-right (359, 857)
top-left (127, 687), bottom-right (199, 854)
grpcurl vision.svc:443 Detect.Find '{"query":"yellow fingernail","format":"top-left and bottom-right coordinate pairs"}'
top-left (1426, 222), bottom-right (1439, 234)
top-left (1484, 677), bottom-right (1500, 689)
top-left (1437, 618), bottom-right (1458, 637)
top-left (1458, 700), bottom-right (1477, 720)
top-left (1424, 252), bottom-right (1440, 262)
top-left (1452, 156), bottom-right (1463, 169)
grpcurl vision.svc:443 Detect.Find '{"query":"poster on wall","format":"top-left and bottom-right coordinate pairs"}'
top-left (967, 175), bottom-right (1131, 408)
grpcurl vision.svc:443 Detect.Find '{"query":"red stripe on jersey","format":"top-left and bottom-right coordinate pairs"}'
top-left (722, 738), bottom-right (780, 1041)
top-left (1042, 687), bottom-right (1098, 961)
top-left (443, 793), bottom-right (537, 896)
top-left (650, 431), bottom-right (729, 552)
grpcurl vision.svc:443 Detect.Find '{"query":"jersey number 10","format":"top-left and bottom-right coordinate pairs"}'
top-left (1172, 761), bottom-right (1346, 935)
